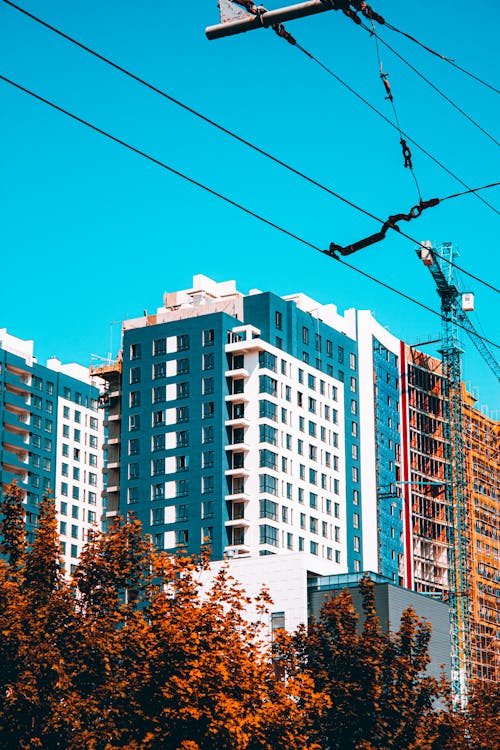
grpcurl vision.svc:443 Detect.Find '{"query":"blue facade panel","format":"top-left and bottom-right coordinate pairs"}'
top-left (373, 338), bottom-right (403, 582)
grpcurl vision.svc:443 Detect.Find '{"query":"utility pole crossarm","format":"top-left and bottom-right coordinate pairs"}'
top-left (206, 1), bottom-right (334, 40)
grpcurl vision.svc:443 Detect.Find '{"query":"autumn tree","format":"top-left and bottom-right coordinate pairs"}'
top-left (0, 480), bottom-right (26, 574)
top-left (280, 575), bottom-right (453, 750)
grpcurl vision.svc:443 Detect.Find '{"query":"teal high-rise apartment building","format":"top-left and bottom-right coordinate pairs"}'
top-left (0, 329), bottom-right (105, 573)
top-left (96, 275), bottom-right (406, 579)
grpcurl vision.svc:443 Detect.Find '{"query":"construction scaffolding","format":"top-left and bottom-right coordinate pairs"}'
top-left (462, 388), bottom-right (500, 682)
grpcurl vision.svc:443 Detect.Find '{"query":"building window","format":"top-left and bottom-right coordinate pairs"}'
top-left (259, 399), bottom-right (277, 421)
top-left (259, 424), bottom-right (277, 446)
top-left (128, 487), bottom-right (139, 504)
top-left (130, 391), bottom-right (141, 408)
top-left (309, 492), bottom-right (317, 508)
top-left (177, 358), bottom-right (190, 375)
top-left (177, 334), bottom-right (189, 351)
top-left (203, 401), bottom-right (215, 419)
top-left (130, 366), bottom-right (141, 384)
top-left (153, 338), bottom-right (167, 356)
top-left (310, 541), bottom-right (318, 555)
top-left (353, 513), bottom-right (360, 529)
top-left (202, 476), bottom-right (214, 494)
top-left (152, 484), bottom-right (164, 500)
top-left (176, 454), bottom-right (189, 472)
top-left (260, 499), bottom-right (278, 521)
top-left (152, 386), bottom-right (166, 404)
top-left (259, 524), bottom-right (278, 546)
top-left (338, 346), bottom-right (344, 364)
top-left (202, 329), bottom-right (215, 347)
top-left (177, 430), bottom-right (189, 448)
top-left (130, 342), bottom-right (142, 360)
top-left (129, 463), bottom-right (139, 480)
top-left (202, 426), bottom-right (214, 444)
top-left (177, 381), bottom-right (190, 399)
top-left (175, 529), bottom-right (188, 547)
top-left (202, 353), bottom-right (214, 370)
top-left (151, 507), bottom-right (164, 526)
top-left (259, 474), bottom-right (278, 496)
top-left (203, 377), bottom-right (214, 395)
top-left (275, 310), bottom-right (283, 330)
top-left (350, 353), bottom-right (357, 370)
top-left (302, 326), bottom-right (309, 345)
top-left (335, 549), bottom-right (341, 564)
top-left (129, 414), bottom-right (140, 431)
top-left (202, 450), bottom-right (214, 468)
top-left (354, 536), bottom-right (360, 552)
top-left (308, 421), bottom-right (316, 437)
top-left (202, 500), bottom-right (214, 519)
top-left (176, 406), bottom-right (189, 423)
top-left (152, 458), bottom-right (165, 476)
top-left (176, 480), bottom-right (189, 498)
top-left (310, 517), bottom-right (318, 534)
top-left (258, 351), bottom-right (277, 372)
top-left (259, 374), bottom-right (277, 396)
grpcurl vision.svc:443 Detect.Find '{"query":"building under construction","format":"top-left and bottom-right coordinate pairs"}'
top-left (462, 388), bottom-right (499, 682)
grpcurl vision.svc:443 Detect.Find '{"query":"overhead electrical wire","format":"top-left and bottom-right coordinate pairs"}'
top-left (2, 0), bottom-right (499, 294)
top-left (360, 21), bottom-right (500, 148)
top-left (289, 41), bottom-right (500, 217)
top-left (1, 72), bottom-right (499, 354)
top-left (382, 20), bottom-right (500, 96)
top-left (221, 0), bottom-right (500, 216)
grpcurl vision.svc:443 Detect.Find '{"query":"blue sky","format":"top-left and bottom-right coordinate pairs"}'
top-left (1, 0), bottom-right (498, 409)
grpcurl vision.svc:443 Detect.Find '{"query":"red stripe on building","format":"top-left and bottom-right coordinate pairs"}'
top-left (399, 341), bottom-right (413, 589)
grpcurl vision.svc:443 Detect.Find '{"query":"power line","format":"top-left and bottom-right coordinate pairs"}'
top-left (1, 72), bottom-right (499, 354)
top-left (3, 0), bottom-right (500, 296)
top-left (2, 0), bottom-right (499, 295)
top-left (203, 0), bottom-right (500, 216)
top-left (383, 21), bottom-right (500, 96)
top-left (360, 22), bottom-right (500, 148)
top-left (291, 40), bottom-right (500, 217)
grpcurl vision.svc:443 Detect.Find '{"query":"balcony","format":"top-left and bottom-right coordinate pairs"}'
top-left (225, 367), bottom-right (249, 379)
top-left (1, 468), bottom-right (29, 490)
top-left (4, 370), bottom-right (31, 395)
top-left (224, 543), bottom-right (251, 557)
top-left (225, 467), bottom-right (250, 478)
top-left (225, 441), bottom-right (250, 453)
top-left (2, 461), bottom-right (29, 484)
top-left (3, 390), bottom-right (30, 414)
top-left (225, 392), bottom-right (249, 404)
top-left (3, 428), bottom-right (29, 452)
top-left (3, 445), bottom-right (29, 469)
top-left (2, 412), bottom-right (30, 439)
top-left (225, 517), bottom-right (251, 528)
top-left (225, 489), bottom-right (251, 502)
top-left (225, 416), bottom-right (250, 429)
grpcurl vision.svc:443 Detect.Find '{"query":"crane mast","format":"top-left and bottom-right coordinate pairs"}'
top-left (419, 241), bottom-right (472, 704)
